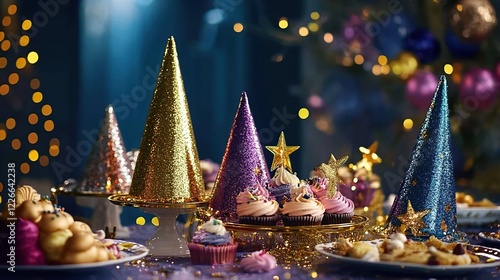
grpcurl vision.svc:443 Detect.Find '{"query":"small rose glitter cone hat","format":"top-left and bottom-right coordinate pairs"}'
top-left (78, 105), bottom-right (132, 193)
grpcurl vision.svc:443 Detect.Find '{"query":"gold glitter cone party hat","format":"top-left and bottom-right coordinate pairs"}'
top-left (78, 105), bottom-right (132, 193)
top-left (128, 36), bottom-right (205, 203)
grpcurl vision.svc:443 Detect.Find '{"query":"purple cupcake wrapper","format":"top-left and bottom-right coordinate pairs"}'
top-left (321, 213), bottom-right (353, 224)
top-left (282, 215), bottom-right (324, 226)
top-left (187, 243), bottom-right (238, 265)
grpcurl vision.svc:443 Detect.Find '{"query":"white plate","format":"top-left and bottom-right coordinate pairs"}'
top-left (479, 232), bottom-right (500, 246)
top-left (315, 241), bottom-right (500, 276)
top-left (456, 206), bottom-right (500, 225)
top-left (4, 240), bottom-right (148, 272)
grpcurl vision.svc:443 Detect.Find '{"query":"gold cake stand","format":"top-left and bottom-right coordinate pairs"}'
top-left (108, 194), bottom-right (208, 256)
top-left (224, 215), bottom-right (369, 268)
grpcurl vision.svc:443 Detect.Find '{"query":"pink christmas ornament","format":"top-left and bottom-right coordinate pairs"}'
top-left (405, 71), bottom-right (439, 110)
top-left (459, 68), bottom-right (498, 110)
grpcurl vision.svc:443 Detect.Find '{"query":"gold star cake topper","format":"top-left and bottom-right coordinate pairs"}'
top-left (314, 154), bottom-right (348, 199)
top-left (397, 200), bottom-right (430, 236)
top-left (356, 141), bottom-right (382, 176)
top-left (265, 131), bottom-right (299, 172)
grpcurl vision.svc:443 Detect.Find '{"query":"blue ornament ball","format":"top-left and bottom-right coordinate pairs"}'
top-left (445, 29), bottom-right (480, 59)
top-left (403, 28), bottom-right (441, 63)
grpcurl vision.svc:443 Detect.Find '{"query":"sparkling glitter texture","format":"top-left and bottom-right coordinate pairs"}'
top-left (78, 105), bottom-right (132, 193)
top-left (209, 92), bottom-right (271, 219)
top-left (129, 37), bottom-right (205, 203)
top-left (386, 75), bottom-right (458, 240)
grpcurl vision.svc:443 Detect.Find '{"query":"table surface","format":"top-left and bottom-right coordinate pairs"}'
top-left (5, 224), bottom-right (500, 280)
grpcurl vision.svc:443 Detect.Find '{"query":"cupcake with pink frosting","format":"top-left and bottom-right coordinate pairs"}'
top-left (308, 177), bottom-right (328, 199)
top-left (240, 250), bottom-right (277, 273)
top-left (236, 184), bottom-right (279, 226)
top-left (319, 191), bottom-right (355, 224)
top-left (281, 188), bottom-right (325, 226)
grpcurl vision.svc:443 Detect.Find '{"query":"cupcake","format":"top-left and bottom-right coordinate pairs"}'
top-left (319, 191), bottom-right (355, 224)
top-left (268, 166), bottom-right (300, 207)
top-left (308, 177), bottom-right (328, 199)
top-left (237, 184), bottom-right (279, 226)
top-left (281, 188), bottom-right (325, 226)
top-left (240, 250), bottom-right (277, 273)
top-left (187, 217), bottom-right (238, 265)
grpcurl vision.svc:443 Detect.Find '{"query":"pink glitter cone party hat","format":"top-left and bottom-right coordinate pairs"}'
top-left (78, 105), bottom-right (132, 193)
top-left (209, 92), bottom-right (271, 220)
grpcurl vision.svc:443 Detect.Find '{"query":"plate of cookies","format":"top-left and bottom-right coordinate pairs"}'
top-left (455, 192), bottom-right (500, 225)
top-left (12, 240), bottom-right (149, 272)
top-left (315, 233), bottom-right (500, 275)
top-left (0, 185), bottom-right (149, 272)
top-left (478, 232), bottom-right (500, 247)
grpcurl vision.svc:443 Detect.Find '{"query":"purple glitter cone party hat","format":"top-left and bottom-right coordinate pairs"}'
top-left (209, 92), bottom-right (271, 220)
top-left (386, 75), bottom-right (459, 241)
top-left (78, 105), bottom-right (132, 193)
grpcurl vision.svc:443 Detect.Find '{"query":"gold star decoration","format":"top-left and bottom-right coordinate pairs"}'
top-left (396, 200), bottom-right (430, 237)
top-left (314, 154), bottom-right (348, 198)
top-left (356, 141), bottom-right (382, 176)
top-left (440, 219), bottom-right (448, 232)
top-left (265, 131), bottom-right (300, 172)
top-left (253, 166), bottom-right (261, 175)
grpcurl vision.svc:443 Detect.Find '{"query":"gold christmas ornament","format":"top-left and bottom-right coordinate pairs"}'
top-left (127, 36), bottom-right (205, 204)
top-left (450, 0), bottom-right (497, 43)
top-left (265, 131), bottom-right (300, 172)
top-left (78, 105), bottom-right (132, 193)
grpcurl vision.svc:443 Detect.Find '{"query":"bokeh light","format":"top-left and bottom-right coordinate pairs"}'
top-left (31, 79), bottom-right (40, 89)
top-left (403, 118), bottom-right (414, 131)
top-left (28, 132), bottom-right (38, 144)
top-left (8, 73), bottom-right (19, 85)
top-left (0, 57), bottom-right (7, 68)
top-left (32, 91), bottom-right (43, 103)
top-left (22, 19), bottom-right (32, 30)
top-left (0, 84), bottom-right (9, 95)
top-left (444, 64), bottom-right (453, 74)
top-left (28, 150), bottom-right (39, 161)
top-left (7, 5), bottom-right (17, 15)
top-left (41, 104), bottom-right (52, 116)
top-left (0, 129), bottom-right (6, 141)
top-left (39, 155), bottom-right (49, 167)
top-left (27, 51), bottom-right (39, 64)
top-left (19, 35), bottom-right (30, 47)
top-left (298, 27), bottom-right (309, 37)
top-left (44, 120), bottom-right (54, 132)
top-left (16, 57), bottom-right (27, 69)
top-left (233, 23), bottom-right (244, 33)
top-left (49, 145), bottom-right (60, 156)
top-left (310, 12), bottom-right (320, 20)
top-left (298, 108), bottom-right (310, 119)
top-left (11, 139), bottom-right (21, 150)
top-left (6, 118), bottom-right (16, 129)
top-left (323, 33), bottom-right (334, 43)
top-left (278, 17), bottom-right (288, 29)
top-left (28, 113), bottom-right (38, 124)
top-left (20, 163), bottom-right (30, 174)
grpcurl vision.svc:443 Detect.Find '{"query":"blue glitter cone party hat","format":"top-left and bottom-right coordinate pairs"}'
top-left (209, 92), bottom-right (271, 220)
top-left (386, 75), bottom-right (458, 240)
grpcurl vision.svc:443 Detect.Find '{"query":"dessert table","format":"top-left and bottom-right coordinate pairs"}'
top-left (7, 223), bottom-right (500, 280)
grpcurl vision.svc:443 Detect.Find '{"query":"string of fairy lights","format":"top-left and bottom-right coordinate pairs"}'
top-left (0, 4), bottom-right (60, 182)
